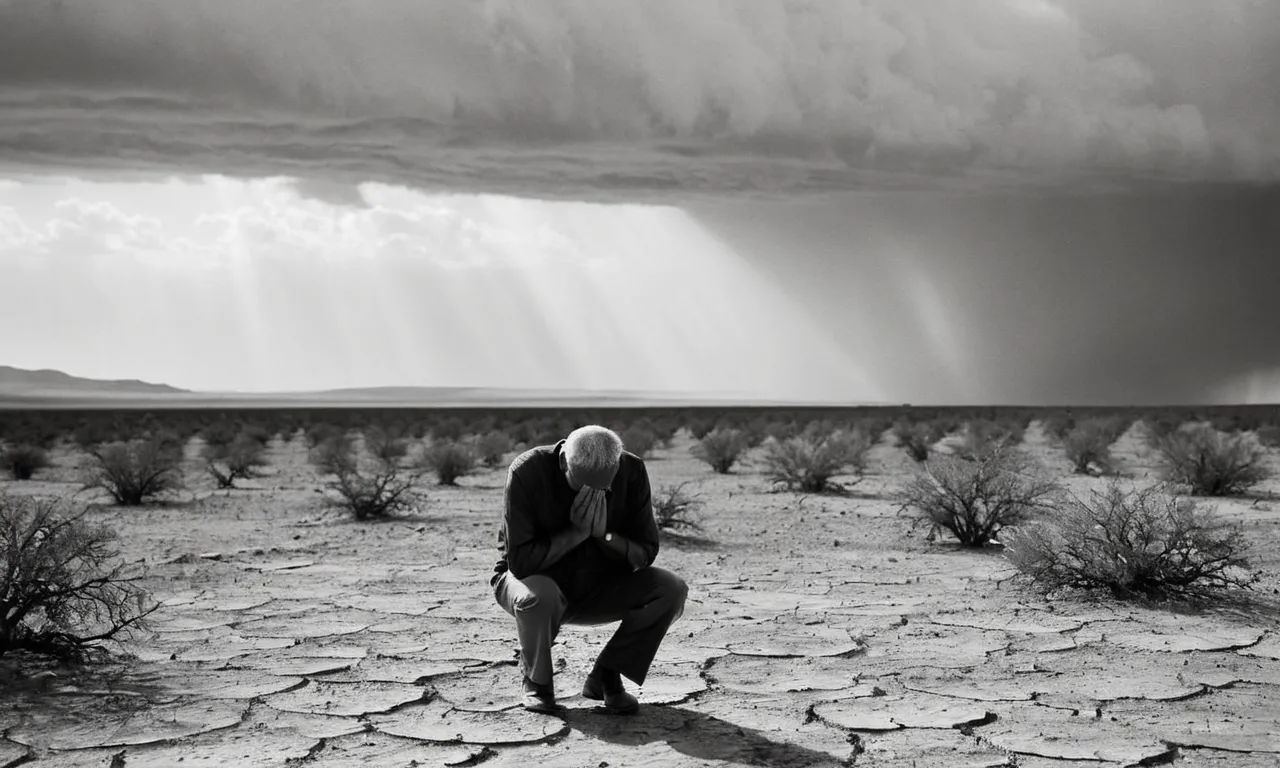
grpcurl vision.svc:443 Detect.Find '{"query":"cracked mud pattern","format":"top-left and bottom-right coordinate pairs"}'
top-left (2, 431), bottom-right (1279, 767)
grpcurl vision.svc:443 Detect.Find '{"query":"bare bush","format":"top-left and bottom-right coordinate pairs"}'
top-left (1256, 425), bottom-right (1280, 449)
top-left (363, 427), bottom-right (410, 464)
top-left (1060, 418), bottom-right (1128, 475)
top-left (474, 430), bottom-right (514, 468)
top-left (1140, 414), bottom-right (1185, 448)
top-left (311, 436), bottom-right (424, 520)
top-left (4, 444), bottom-right (50, 481)
top-left (652, 481), bottom-right (705, 532)
top-left (1, 493), bottom-right (158, 658)
top-left (420, 440), bottom-right (477, 486)
top-left (1039, 412), bottom-right (1076, 442)
top-left (1151, 424), bottom-right (1269, 497)
top-left (892, 420), bottom-right (947, 463)
top-left (82, 438), bottom-right (184, 506)
top-left (897, 444), bottom-right (1061, 547)
top-left (200, 420), bottom-right (242, 450)
top-left (430, 417), bottom-right (468, 442)
top-left (71, 421), bottom-right (119, 451)
top-left (761, 428), bottom-right (874, 493)
top-left (649, 417), bottom-right (681, 448)
top-left (620, 426), bottom-right (658, 459)
top-left (952, 419), bottom-right (1025, 461)
top-left (1004, 484), bottom-right (1257, 598)
top-left (690, 428), bottom-right (751, 474)
top-left (304, 423), bottom-right (345, 449)
top-left (202, 432), bottom-right (269, 489)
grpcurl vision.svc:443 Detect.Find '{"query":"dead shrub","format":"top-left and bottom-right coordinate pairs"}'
top-left (430, 417), bottom-right (468, 442)
top-left (652, 481), bottom-right (704, 532)
top-left (304, 422), bottom-right (345, 449)
top-left (620, 426), bottom-right (658, 459)
top-left (474, 430), bottom-right (514, 468)
top-left (1004, 483), bottom-right (1257, 598)
top-left (1140, 414), bottom-right (1186, 448)
top-left (892, 420), bottom-right (947, 463)
top-left (1039, 412), bottom-right (1076, 442)
top-left (311, 436), bottom-right (424, 520)
top-left (0, 493), bottom-right (158, 658)
top-left (690, 428), bottom-right (751, 474)
top-left (202, 432), bottom-right (269, 489)
top-left (897, 444), bottom-right (1061, 547)
top-left (952, 419), bottom-right (1025, 461)
top-left (1151, 424), bottom-right (1269, 497)
top-left (363, 427), bottom-right (410, 464)
top-left (4, 444), bottom-right (50, 480)
top-left (1060, 418), bottom-right (1127, 475)
top-left (1256, 425), bottom-right (1280, 449)
top-left (200, 420), bottom-right (242, 450)
top-left (420, 440), bottom-right (477, 486)
top-left (82, 437), bottom-right (184, 506)
top-left (761, 428), bottom-right (874, 493)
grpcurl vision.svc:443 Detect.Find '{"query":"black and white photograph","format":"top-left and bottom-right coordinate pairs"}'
top-left (1, 1), bottom-right (1278, 765)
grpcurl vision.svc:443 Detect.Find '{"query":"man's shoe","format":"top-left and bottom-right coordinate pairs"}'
top-left (582, 671), bottom-right (640, 715)
top-left (521, 675), bottom-right (561, 714)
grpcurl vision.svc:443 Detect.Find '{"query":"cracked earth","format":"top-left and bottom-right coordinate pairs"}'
top-left (2, 426), bottom-right (1278, 767)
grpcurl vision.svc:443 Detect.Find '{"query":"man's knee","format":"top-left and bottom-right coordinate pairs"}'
top-left (513, 575), bottom-right (567, 617)
top-left (647, 567), bottom-right (688, 610)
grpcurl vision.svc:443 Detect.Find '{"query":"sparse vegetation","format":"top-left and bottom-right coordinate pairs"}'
top-left (897, 443), bottom-right (1061, 547)
top-left (202, 432), bottom-right (269, 489)
top-left (1151, 424), bottom-right (1269, 497)
top-left (305, 422), bottom-right (345, 449)
top-left (952, 419), bottom-right (1025, 461)
top-left (82, 437), bottom-right (184, 506)
top-left (311, 435), bottom-right (424, 519)
top-left (761, 428), bottom-right (874, 493)
top-left (4, 444), bottom-right (50, 480)
top-left (363, 426), bottom-right (410, 464)
top-left (1256, 425), bottom-right (1280, 449)
top-left (1039, 412), bottom-right (1076, 442)
top-left (0, 493), bottom-right (158, 658)
top-left (1140, 414), bottom-right (1185, 447)
top-left (620, 425), bottom-right (658, 459)
top-left (1059, 417), bottom-right (1128, 475)
top-left (892, 420), bottom-right (947, 463)
top-left (420, 439), bottom-right (477, 486)
top-left (1004, 483), bottom-right (1257, 598)
top-left (690, 428), bottom-right (751, 474)
top-left (474, 430), bottom-right (514, 468)
top-left (651, 481), bottom-right (704, 532)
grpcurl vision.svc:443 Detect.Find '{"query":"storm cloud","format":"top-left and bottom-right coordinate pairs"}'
top-left (1, 0), bottom-right (1277, 199)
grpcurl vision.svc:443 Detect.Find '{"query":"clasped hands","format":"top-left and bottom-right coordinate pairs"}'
top-left (569, 485), bottom-right (609, 539)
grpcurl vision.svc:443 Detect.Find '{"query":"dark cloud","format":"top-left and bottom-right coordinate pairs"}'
top-left (0, 1), bottom-right (1277, 199)
top-left (288, 178), bottom-right (369, 208)
top-left (694, 185), bottom-right (1280, 405)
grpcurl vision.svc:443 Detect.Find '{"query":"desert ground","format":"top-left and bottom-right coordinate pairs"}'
top-left (2, 422), bottom-right (1279, 768)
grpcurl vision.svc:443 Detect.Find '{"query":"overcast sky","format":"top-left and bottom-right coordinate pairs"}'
top-left (1, 1), bottom-right (1277, 404)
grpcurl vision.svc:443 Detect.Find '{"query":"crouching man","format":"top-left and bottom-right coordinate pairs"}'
top-left (490, 425), bottom-right (688, 715)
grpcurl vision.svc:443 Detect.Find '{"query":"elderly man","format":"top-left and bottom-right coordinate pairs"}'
top-left (490, 424), bottom-right (688, 715)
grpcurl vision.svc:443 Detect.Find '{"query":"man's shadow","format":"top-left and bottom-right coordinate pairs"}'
top-left (560, 704), bottom-right (859, 767)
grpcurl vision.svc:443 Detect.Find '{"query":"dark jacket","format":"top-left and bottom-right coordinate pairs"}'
top-left (492, 440), bottom-right (659, 603)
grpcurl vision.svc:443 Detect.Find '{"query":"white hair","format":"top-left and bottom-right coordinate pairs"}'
top-left (563, 425), bottom-right (624, 473)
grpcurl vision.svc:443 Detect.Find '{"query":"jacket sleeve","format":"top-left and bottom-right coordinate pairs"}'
top-left (504, 467), bottom-right (582, 578)
top-left (626, 460), bottom-right (660, 569)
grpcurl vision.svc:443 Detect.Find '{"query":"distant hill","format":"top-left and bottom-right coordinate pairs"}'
top-left (0, 366), bottom-right (870, 408)
top-left (0, 366), bottom-right (188, 398)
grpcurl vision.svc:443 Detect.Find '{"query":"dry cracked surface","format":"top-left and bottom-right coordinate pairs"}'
top-left (2, 429), bottom-right (1280, 767)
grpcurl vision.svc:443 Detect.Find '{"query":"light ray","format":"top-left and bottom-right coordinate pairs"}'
top-left (0, 175), bottom-right (882, 402)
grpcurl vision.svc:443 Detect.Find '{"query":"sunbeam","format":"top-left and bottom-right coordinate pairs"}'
top-left (0, 175), bottom-right (882, 402)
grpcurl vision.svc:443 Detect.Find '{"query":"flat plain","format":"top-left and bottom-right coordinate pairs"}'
top-left (2, 422), bottom-right (1278, 767)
